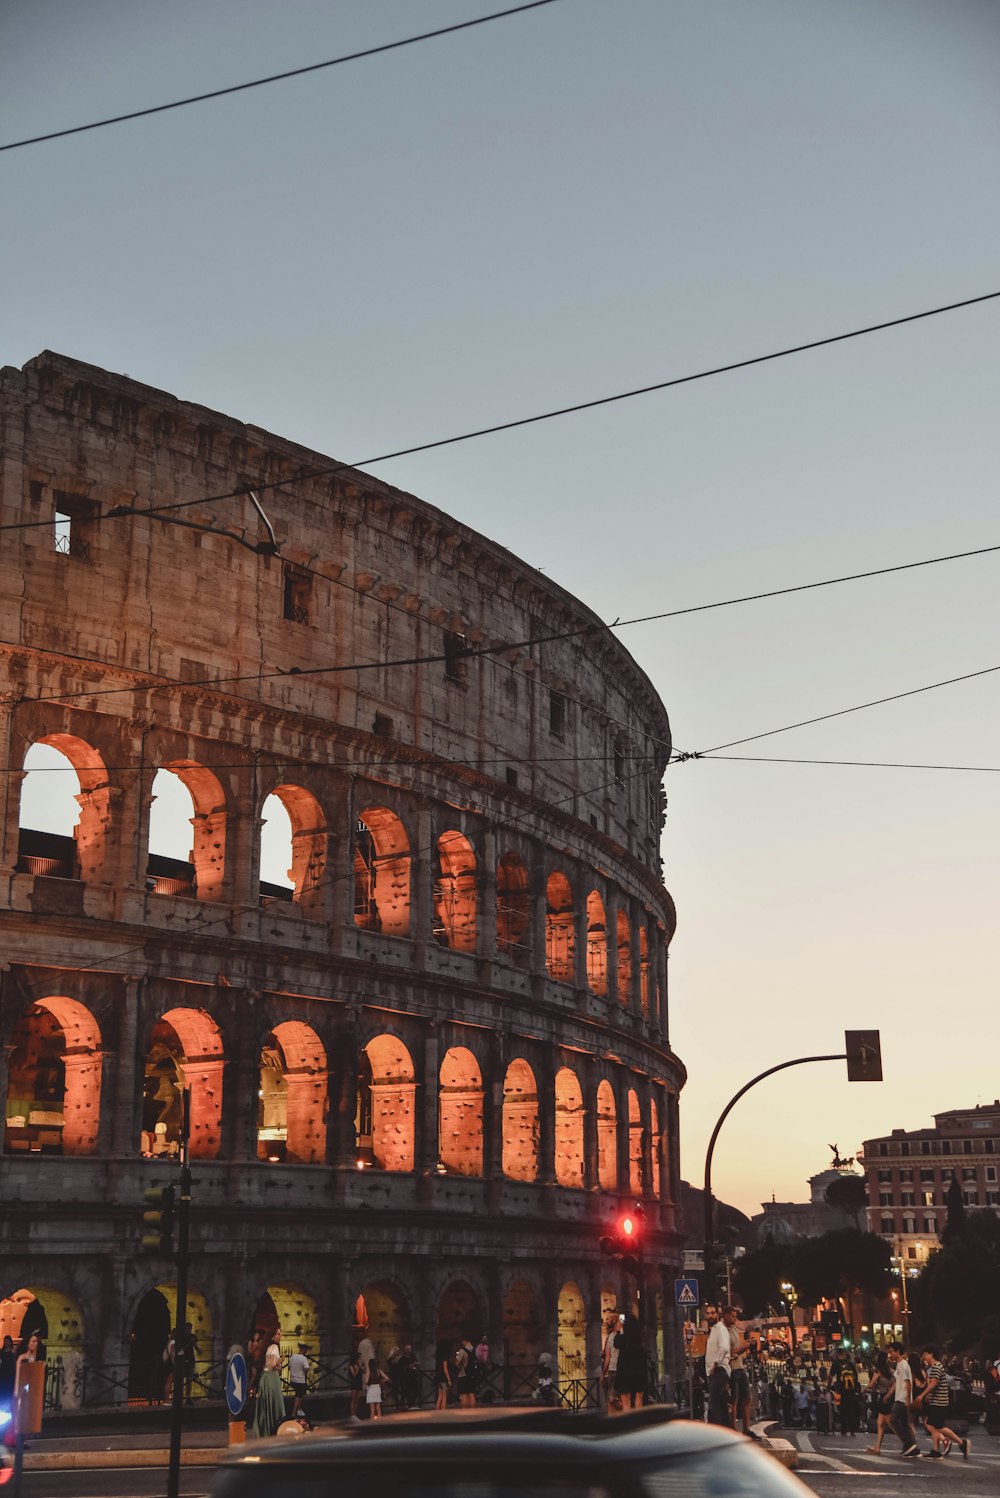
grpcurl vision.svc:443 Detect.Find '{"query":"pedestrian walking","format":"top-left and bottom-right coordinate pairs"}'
top-left (456, 1338), bottom-right (477, 1407)
top-left (836, 1361), bottom-right (860, 1437)
top-left (916, 1349), bottom-right (970, 1459)
top-left (887, 1343), bottom-right (921, 1457)
top-left (287, 1343), bottom-right (312, 1425)
top-left (434, 1340), bottom-right (452, 1411)
top-left (252, 1348), bottom-right (285, 1439)
top-left (613, 1314), bottom-right (648, 1412)
top-left (601, 1313), bottom-right (621, 1410)
top-left (705, 1305), bottom-right (737, 1427)
top-left (865, 1352), bottom-right (895, 1453)
top-left (728, 1315), bottom-right (757, 1438)
top-left (366, 1356), bottom-right (388, 1419)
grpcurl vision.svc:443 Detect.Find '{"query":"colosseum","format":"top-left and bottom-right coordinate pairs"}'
top-left (0, 350), bottom-right (685, 1414)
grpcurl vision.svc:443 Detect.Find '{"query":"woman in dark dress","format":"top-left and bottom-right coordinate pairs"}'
top-left (613, 1315), bottom-right (648, 1411)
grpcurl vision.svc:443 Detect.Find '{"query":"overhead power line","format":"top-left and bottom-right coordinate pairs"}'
top-left (686, 754), bottom-right (1000, 773)
top-left (0, 1), bottom-right (562, 153)
top-left (2, 288), bottom-right (997, 541)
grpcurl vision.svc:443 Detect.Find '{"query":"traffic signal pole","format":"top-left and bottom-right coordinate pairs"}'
top-left (167, 1089), bottom-right (192, 1498)
top-left (703, 1041), bottom-right (881, 1302)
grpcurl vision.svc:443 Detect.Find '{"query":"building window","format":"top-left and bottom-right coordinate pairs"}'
top-left (53, 491), bottom-right (98, 559)
top-left (986, 1166), bottom-right (997, 1183)
top-left (282, 567), bottom-right (311, 624)
top-left (922, 1191), bottom-right (934, 1207)
top-left (878, 1170), bottom-right (891, 1184)
top-left (879, 1192), bottom-right (893, 1208)
top-left (962, 1167), bottom-right (977, 1182)
top-left (549, 690), bottom-right (565, 738)
top-left (373, 713), bottom-right (393, 739)
top-left (941, 1141), bottom-right (951, 1155)
top-left (988, 1191), bottom-right (1000, 1206)
top-left (898, 1168), bottom-right (913, 1181)
top-left (920, 1140), bottom-right (931, 1155)
top-left (505, 768), bottom-right (519, 789)
top-left (920, 1169), bottom-right (934, 1182)
top-left (924, 1217), bottom-right (936, 1234)
top-left (613, 737), bottom-right (626, 787)
top-left (443, 631), bottom-right (468, 684)
top-left (901, 1191), bottom-right (915, 1207)
top-left (906, 1242), bottom-right (917, 1257)
top-left (964, 1190), bottom-right (979, 1206)
top-left (900, 1141), bottom-right (910, 1156)
top-left (963, 1139), bottom-right (973, 1154)
top-left (878, 1143), bottom-right (888, 1157)
top-left (880, 1216), bottom-right (894, 1233)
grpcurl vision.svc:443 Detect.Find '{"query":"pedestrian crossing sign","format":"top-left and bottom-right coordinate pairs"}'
top-left (675, 1277), bottom-right (699, 1307)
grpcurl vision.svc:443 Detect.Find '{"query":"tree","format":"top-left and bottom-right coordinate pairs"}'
top-left (944, 1176), bottom-right (967, 1240)
top-left (790, 1229), bottom-right (892, 1334)
top-left (824, 1174), bottom-right (868, 1230)
top-left (911, 1209), bottom-right (1000, 1351)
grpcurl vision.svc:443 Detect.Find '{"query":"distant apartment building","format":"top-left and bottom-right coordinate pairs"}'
top-left (861, 1101), bottom-right (1000, 1267)
top-left (750, 1166), bottom-right (864, 1246)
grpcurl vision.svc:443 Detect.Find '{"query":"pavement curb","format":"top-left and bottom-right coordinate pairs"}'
top-left (24, 1447), bottom-right (225, 1470)
top-left (752, 1420), bottom-right (798, 1469)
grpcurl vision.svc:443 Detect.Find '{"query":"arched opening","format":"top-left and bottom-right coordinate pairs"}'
top-left (127, 1288), bottom-right (171, 1403)
top-left (142, 1008), bottom-right (223, 1160)
top-left (502, 1280), bottom-right (543, 1371)
top-left (438, 1046), bottom-right (483, 1176)
top-left (143, 1284), bottom-right (213, 1400)
top-left (354, 1280), bottom-right (410, 1358)
top-left (617, 909), bottom-right (632, 1006)
top-left (545, 872), bottom-right (575, 982)
top-left (354, 806), bottom-right (411, 937)
top-left (639, 923), bottom-right (650, 1017)
top-left (502, 1059), bottom-right (538, 1182)
top-left (0, 1287), bottom-right (85, 1410)
top-left (257, 1021), bottom-right (327, 1164)
top-left (249, 1285), bottom-right (319, 1360)
top-left (258, 785), bottom-right (326, 911)
top-left (596, 1080), bottom-right (617, 1191)
top-left (17, 736), bottom-right (111, 883)
top-left (496, 852), bottom-right (529, 965)
top-left (586, 892), bottom-right (607, 996)
top-left (650, 1096), bottom-right (662, 1199)
top-left (557, 1282), bottom-right (587, 1386)
top-left (357, 1035), bottom-right (415, 1172)
top-left (628, 1089), bottom-right (643, 1196)
top-left (147, 761), bottom-right (226, 901)
top-left (436, 1279), bottom-right (483, 1345)
top-left (5, 997), bottom-right (102, 1156)
top-left (433, 831), bottom-right (477, 950)
top-left (554, 1066), bottom-right (584, 1188)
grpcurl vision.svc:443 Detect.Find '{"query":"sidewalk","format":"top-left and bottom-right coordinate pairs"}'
top-left (21, 1427), bottom-right (231, 1471)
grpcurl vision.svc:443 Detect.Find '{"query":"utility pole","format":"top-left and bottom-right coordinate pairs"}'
top-left (167, 1089), bottom-right (192, 1498)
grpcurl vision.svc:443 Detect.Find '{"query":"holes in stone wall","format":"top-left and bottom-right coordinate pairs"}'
top-left (433, 832), bottom-right (477, 951)
top-left (502, 1058), bottom-right (539, 1182)
top-left (496, 852), bottom-right (530, 965)
top-left (438, 1046), bottom-right (483, 1176)
top-left (4, 997), bottom-right (102, 1156)
top-left (596, 1079), bottom-right (617, 1191)
top-left (545, 872), bottom-right (575, 982)
top-left (257, 1021), bottom-right (327, 1164)
top-left (557, 1281), bottom-right (587, 1384)
top-left (617, 910), bottom-right (632, 1006)
top-left (143, 1008), bottom-right (223, 1160)
top-left (554, 1066), bottom-right (584, 1188)
top-left (354, 807), bottom-right (411, 937)
top-left (628, 1088), bottom-right (643, 1196)
top-left (586, 891), bottom-right (608, 996)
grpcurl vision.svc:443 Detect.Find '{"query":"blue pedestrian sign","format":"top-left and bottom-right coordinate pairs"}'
top-left (226, 1352), bottom-right (248, 1418)
top-left (675, 1277), bottom-right (699, 1308)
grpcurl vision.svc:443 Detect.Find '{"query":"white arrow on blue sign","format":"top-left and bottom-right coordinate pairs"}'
top-left (674, 1277), bottom-right (699, 1307)
top-left (226, 1352), bottom-right (248, 1417)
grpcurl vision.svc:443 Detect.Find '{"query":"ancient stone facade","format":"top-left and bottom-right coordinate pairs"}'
top-left (0, 351), bottom-right (685, 1408)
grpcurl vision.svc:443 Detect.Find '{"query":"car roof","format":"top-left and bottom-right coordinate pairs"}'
top-left (220, 1408), bottom-right (747, 1468)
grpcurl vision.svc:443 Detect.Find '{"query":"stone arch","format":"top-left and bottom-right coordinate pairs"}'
top-left (433, 831), bottom-right (477, 950)
top-left (554, 1066), bottom-right (584, 1188)
top-left (617, 909), bottom-right (632, 1005)
top-left (359, 1033), bottom-right (415, 1172)
top-left (354, 1279), bottom-right (411, 1357)
top-left (545, 871), bottom-right (575, 982)
top-left (142, 1008), bottom-right (223, 1160)
top-left (639, 921), bottom-right (651, 1017)
top-left (496, 851), bottom-right (530, 964)
top-left (257, 1021), bottom-right (328, 1164)
top-left (438, 1046), bottom-right (483, 1177)
top-left (5, 996), bottom-right (102, 1156)
top-left (650, 1095), bottom-right (662, 1199)
top-left (147, 1282), bottom-right (213, 1398)
top-left (502, 1278), bottom-right (543, 1369)
top-left (259, 784), bottom-right (327, 913)
top-left (586, 891), bottom-right (608, 996)
top-left (147, 760), bottom-right (227, 900)
top-left (354, 806), bottom-right (411, 937)
top-left (0, 1285), bottom-right (85, 1410)
top-left (628, 1088), bottom-right (643, 1195)
top-left (436, 1278), bottom-right (484, 1343)
top-left (17, 734), bottom-right (111, 883)
top-left (502, 1058), bottom-right (539, 1182)
top-left (557, 1281), bottom-right (587, 1385)
top-left (127, 1288), bottom-right (171, 1403)
top-left (596, 1079), bottom-right (617, 1191)
top-left (249, 1284), bottom-right (319, 1359)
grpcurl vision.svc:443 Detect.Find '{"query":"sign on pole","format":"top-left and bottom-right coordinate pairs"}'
top-left (675, 1277), bottom-right (700, 1308)
top-left (226, 1351), bottom-right (248, 1419)
top-left (845, 1030), bottom-right (882, 1082)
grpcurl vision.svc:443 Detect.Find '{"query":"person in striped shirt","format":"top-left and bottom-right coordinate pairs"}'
top-left (916, 1349), bottom-right (969, 1459)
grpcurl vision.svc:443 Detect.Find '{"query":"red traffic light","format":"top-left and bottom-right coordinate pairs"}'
top-left (620, 1215), bottom-right (636, 1237)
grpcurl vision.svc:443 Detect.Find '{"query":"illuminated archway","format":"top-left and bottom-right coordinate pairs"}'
top-left (557, 1281), bottom-right (587, 1385)
top-left (355, 807), bottom-right (411, 936)
top-left (554, 1066), bottom-right (584, 1188)
top-left (545, 872), bottom-right (575, 982)
top-left (650, 1096), bottom-right (662, 1199)
top-left (639, 922), bottom-right (651, 1017)
top-left (5, 997), bottom-right (102, 1155)
top-left (596, 1079), bottom-right (617, 1191)
top-left (257, 1021), bottom-right (328, 1164)
top-left (628, 1089), bottom-right (643, 1195)
top-left (0, 1287), bottom-right (85, 1409)
top-left (496, 852), bottom-right (529, 964)
top-left (354, 1280), bottom-right (410, 1355)
top-left (142, 1008), bottom-right (223, 1159)
top-left (502, 1280), bottom-right (542, 1369)
top-left (502, 1058), bottom-right (538, 1182)
top-left (259, 784), bottom-right (327, 911)
top-left (586, 892), bottom-right (607, 996)
top-left (438, 1046), bottom-right (483, 1176)
top-left (127, 1288), bottom-right (171, 1403)
top-left (147, 760), bottom-right (227, 900)
top-left (617, 909), bottom-right (632, 1006)
top-left (359, 1034), bottom-right (415, 1171)
top-left (434, 831), bottom-right (477, 950)
top-left (17, 735), bottom-right (111, 883)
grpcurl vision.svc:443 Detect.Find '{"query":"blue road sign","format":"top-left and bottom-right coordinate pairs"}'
top-left (675, 1277), bottom-right (699, 1308)
top-left (226, 1352), bottom-right (248, 1418)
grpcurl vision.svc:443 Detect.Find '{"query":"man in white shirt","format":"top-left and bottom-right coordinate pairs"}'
top-left (287, 1343), bottom-right (311, 1423)
top-left (705, 1304), bottom-right (739, 1426)
top-left (887, 1342), bottom-right (920, 1456)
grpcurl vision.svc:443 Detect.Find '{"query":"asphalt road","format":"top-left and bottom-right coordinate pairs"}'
top-left (793, 1424), bottom-right (1000, 1498)
top-left (20, 1468), bottom-right (213, 1497)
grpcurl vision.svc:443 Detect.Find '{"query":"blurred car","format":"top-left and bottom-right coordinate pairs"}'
top-left (211, 1405), bottom-right (810, 1498)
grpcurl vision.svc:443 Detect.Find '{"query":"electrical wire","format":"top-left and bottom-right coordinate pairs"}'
top-left (684, 754), bottom-right (1000, 773)
top-left (2, 289), bottom-right (997, 539)
top-left (0, 1), bottom-right (563, 153)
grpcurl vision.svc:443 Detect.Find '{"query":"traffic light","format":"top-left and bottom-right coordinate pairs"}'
top-left (141, 1183), bottom-right (176, 1255)
top-left (600, 1204), bottom-right (646, 1273)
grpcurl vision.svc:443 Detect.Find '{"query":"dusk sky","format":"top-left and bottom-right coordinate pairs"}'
top-left (3, 0), bottom-right (999, 1220)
